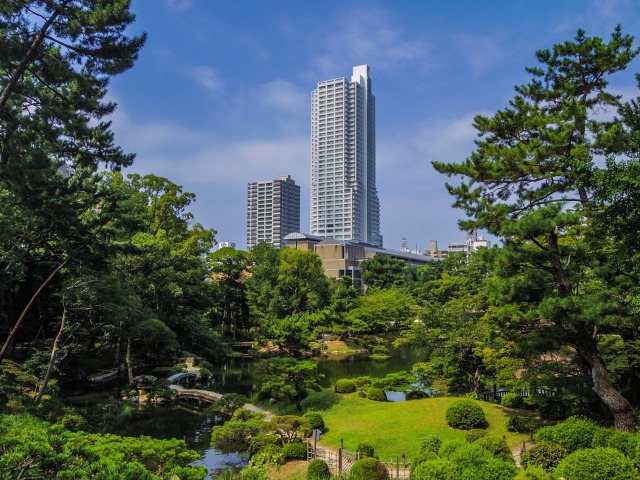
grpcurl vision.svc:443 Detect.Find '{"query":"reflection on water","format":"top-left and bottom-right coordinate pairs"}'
top-left (94, 404), bottom-right (246, 478)
top-left (67, 343), bottom-right (427, 478)
top-left (205, 342), bottom-right (428, 396)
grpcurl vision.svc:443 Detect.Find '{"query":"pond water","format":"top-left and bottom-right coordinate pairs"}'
top-left (205, 341), bottom-right (429, 397)
top-left (68, 342), bottom-right (428, 478)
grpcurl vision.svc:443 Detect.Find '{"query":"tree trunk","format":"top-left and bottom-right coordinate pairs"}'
top-left (126, 336), bottom-right (134, 384)
top-left (0, 257), bottom-right (70, 365)
top-left (574, 330), bottom-right (637, 432)
top-left (34, 303), bottom-right (67, 405)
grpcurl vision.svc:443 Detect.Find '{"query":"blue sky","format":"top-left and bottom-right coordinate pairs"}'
top-left (108, 0), bottom-right (640, 251)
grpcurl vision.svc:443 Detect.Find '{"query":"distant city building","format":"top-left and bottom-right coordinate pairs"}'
top-left (400, 237), bottom-right (423, 255)
top-left (310, 65), bottom-right (382, 247)
top-left (215, 241), bottom-right (236, 251)
top-left (429, 232), bottom-right (491, 258)
top-left (284, 232), bottom-right (430, 283)
top-left (446, 231), bottom-right (491, 256)
top-left (246, 175), bottom-right (300, 249)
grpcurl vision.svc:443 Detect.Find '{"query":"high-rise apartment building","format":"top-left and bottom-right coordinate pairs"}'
top-left (310, 64), bottom-right (382, 246)
top-left (246, 175), bottom-right (300, 249)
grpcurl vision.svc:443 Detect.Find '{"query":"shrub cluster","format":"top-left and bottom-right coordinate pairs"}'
top-left (349, 457), bottom-right (389, 479)
top-left (356, 442), bottom-right (375, 458)
top-left (405, 390), bottom-right (429, 400)
top-left (420, 435), bottom-right (442, 454)
top-left (281, 442), bottom-right (307, 460)
top-left (554, 447), bottom-right (638, 479)
top-left (306, 459), bottom-right (331, 480)
top-left (445, 400), bottom-right (486, 430)
top-left (335, 379), bottom-right (356, 393)
top-left (520, 441), bottom-right (567, 471)
top-left (534, 416), bottom-right (598, 453)
top-left (304, 412), bottom-right (325, 432)
top-left (367, 387), bottom-right (387, 402)
top-left (500, 393), bottom-right (523, 409)
top-left (465, 429), bottom-right (488, 443)
top-left (506, 415), bottom-right (532, 433)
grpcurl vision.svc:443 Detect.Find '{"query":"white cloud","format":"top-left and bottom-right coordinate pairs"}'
top-left (188, 65), bottom-right (224, 93)
top-left (310, 6), bottom-right (431, 77)
top-left (165, 0), bottom-right (193, 12)
top-left (252, 80), bottom-right (307, 115)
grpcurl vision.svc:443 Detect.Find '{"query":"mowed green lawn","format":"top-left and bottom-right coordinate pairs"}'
top-left (305, 392), bottom-right (530, 461)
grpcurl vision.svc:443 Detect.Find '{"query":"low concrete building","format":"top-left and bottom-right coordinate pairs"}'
top-left (283, 232), bottom-right (432, 283)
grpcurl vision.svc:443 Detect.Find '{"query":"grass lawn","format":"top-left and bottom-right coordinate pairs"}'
top-left (302, 391), bottom-right (533, 461)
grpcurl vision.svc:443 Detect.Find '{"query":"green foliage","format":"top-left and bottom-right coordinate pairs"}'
top-left (335, 379), bottom-right (357, 393)
top-left (346, 287), bottom-right (416, 334)
top-left (411, 458), bottom-right (459, 480)
top-left (554, 447), bottom-right (638, 480)
top-left (0, 413), bottom-right (205, 480)
top-left (307, 459), bottom-right (331, 480)
top-left (406, 390), bottom-right (429, 400)
top-left (500, 393), bottom-right (524, 409)
top-left (304, 412), bottom-right (325, 432)
top-left (366, 387), bottom-right (387, 402)
top-left (210, 413), bottom-right (264, 455)
top-left (420, 435), bottom-right (443, 454)
top-left (356, 442), bottom-right (375, 458)
top-left (521, 441), bottom-right (567, 471)
top-left (472, 435), bottom-right (513, 462)
top-left (514, 466), bottom-right (555, 480)
top-left (465, 429), bottom-right (488, 443)
top-left (215, 393), bottom-right (250, 416)
top-left (263, 415), bottom-right (312, 445)
top-left (360, 255), bottom-right (408, 289)
top-left (250, 444), bottom-right (285, 469)
top-left (258, 358), bottom-right (322, 412)
top-left (534, 416), bottom-right (599, 453)
top-left (591, 428), bottom-right (639, 457)
top-left (371, 371), bottom-right (415, 392)
top-left (349, 457), bottom-right (389, 479)
top-left (445, 400), bottom-right (486, 430)
top-left (444, 443), bottom-right (517, 479)
top-left (281, 441), bottom-right (307, 460)
top-left (371, 345), bottom-right (391, 357)
top-left (506, 416), bottom-right (533, 433)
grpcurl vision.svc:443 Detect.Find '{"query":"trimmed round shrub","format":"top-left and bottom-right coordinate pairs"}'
top-left (554, 447), bottom-right (638, 480)
top-left (304, 412), bottom-right (325, 432)
top-left (506, 416), bottom-right (532, 433)
top-left (520, 441), bottom-right (567, 471)
top-left (356, 442), bottom-right (375, 458)
top-left (411, 450), bottom-right (438, 471)
top-left (514, 466), bottom-right (555, 479)
top-left (411, 459), bottom-right (459, 480)
top-left (420, 435), bottom-right (442, 454)
top-left (405, 390), bottom-right (429, 400)
top-left (446, 443), bottom-right (492, 470)
top-left (501, 393), bottom-right (524, 409)
top-left (534, 416), bottom-right (598, 453)
top-left (438, 440), bottom-right (466, 458)
top-left (335, 378), bottom-right (357, 393)
top-left (473, 435), bottom-right (513, 462)
top-left (445, 399), bottom-right (486, 430)
top-left (307, 459), bottom-right (331, 480)
top-left (349, 457), bottom-right (389, 479)
top-left (367, 387), bottom-right (387, 402)
top-left (465, 429), bottom-right (488, 443)
top-left (460, 456), bottom-right (518, 480)
top-left (592, 428), bottom-right (639, 457)
top-left (281, 441), bottom-right (307, 460)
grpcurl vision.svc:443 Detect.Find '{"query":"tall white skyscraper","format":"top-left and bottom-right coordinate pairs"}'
top-left (247, 175), bottom-right (300, 249)
top-left (310, 64), bottom-right (382, 246)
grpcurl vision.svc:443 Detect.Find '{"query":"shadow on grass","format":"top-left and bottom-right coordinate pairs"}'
top-left (301, 388), bottom-right (340, 412)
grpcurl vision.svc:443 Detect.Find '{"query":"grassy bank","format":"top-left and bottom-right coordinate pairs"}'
top-left (301, 391), bottom-right (533, 461)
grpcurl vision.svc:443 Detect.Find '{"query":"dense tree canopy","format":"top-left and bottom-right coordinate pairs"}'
top-left (434, 26), bottom-right (640, 431)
